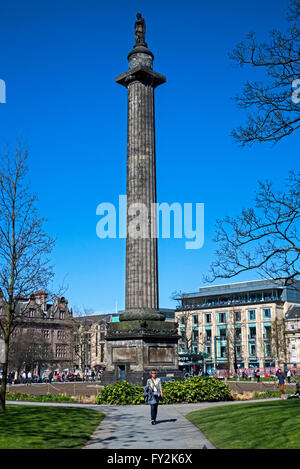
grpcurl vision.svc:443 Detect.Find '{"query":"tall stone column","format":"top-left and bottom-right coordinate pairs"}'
top-left (103, 14), bottom-right (180, 385)
top-left (116, 14), bottom-right (166, 319)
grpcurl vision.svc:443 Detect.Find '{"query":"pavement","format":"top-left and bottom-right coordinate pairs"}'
top-left (6, 398), bottom-right (280, 450)
top-left (83, 403), bottom-right (215, 449)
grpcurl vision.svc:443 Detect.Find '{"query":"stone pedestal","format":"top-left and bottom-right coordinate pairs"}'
top-left (102, 320), bottom-right (181, 385)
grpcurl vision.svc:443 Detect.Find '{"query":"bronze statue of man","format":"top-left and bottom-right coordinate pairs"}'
top-left (135, 13), bottom-right (146, 45)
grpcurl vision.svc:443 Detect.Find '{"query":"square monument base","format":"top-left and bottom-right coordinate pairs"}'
top-left (101, 320), bottom-right (181, 385)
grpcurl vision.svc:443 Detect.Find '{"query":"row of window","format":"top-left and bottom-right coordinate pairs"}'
top-left (43, 330), bottom-right (67, 340)
top-left (183, 308), bottom-right (272, 326)
top-left (29, 310), bottom-right (66, 320)
top-left (181, 289), bottom-right (281, 310)
top-left (183, 324), bottom-right (272, 344)
top-left (180, 342), bottom-right (272, 359)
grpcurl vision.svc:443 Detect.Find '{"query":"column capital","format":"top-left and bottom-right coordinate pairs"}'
top-left (116, 65), bottom-right (166, 88)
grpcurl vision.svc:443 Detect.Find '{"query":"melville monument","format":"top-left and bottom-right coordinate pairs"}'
top-left (103, 14), bottom-right (180, 385)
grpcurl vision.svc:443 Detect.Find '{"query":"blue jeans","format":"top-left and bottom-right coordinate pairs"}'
top-left (150, 403), bottom-right (158, 421)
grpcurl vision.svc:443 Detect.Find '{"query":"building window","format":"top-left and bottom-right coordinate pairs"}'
top-left (43, 330), bottom-right (49, 339)
top-left (180, 316), bottom-right (186, 326)
top-left (264, 325), bottom-right (271, 339)
top-left (235, 327), bottom-right (241, 341)
top-left (234, 311), bottom-right (241, 322)
top-left (249, 326), bottom-right (256, 340)
top-left (220, 346), bottom-right (227, 358)
top-left (192, 314), bottom-right (198, 326)
top-left (249, 344), bottom-right (256, 356)
top-left (265, 343), bottom-right (272, 357)
top-left (57, 330), bottom-right (66, 340)
top-left (218, 312), bottom-right (226, 323)
top-left (263, 308), bottom-right (271, 319)
top-left (59, 311), bottom-right (65, 320)
top-left (219, 328), bottom-right (227, 338)
top-left (235, 345), bottom-right (242, 357)
top-left (56, 345), bottom-right (67, 358)
top-left (248, 310), bottom-right (256, 321)
top-left (205, 329), bottom-right (211, 341)
top-left (29, 309), bottom-right (35, 318)
top-left (100, 344), bottom-right (104, 362)
top-left (192, 328), bottom-right (199, 342)
top-left (205, 313), bottom-right (211, 324)
top-left (206, 346), bottom-right (211, 357)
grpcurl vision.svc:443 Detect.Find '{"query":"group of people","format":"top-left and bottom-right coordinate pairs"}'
top-left (1, 368), bottom-right (104, 385)
top-left (272, 367), bottom-right (300, 397)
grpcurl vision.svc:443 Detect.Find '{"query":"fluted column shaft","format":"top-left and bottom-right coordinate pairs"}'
top-left (126, 79), bottom-right (158, 311)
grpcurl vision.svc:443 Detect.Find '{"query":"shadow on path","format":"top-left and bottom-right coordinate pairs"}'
top-left (155, 419), bottom-right (177, 424)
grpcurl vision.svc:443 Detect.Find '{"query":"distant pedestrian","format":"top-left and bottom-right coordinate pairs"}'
top-left (287, 369), bottom-right (291, 384)
top-left (277, 368), bottom-right (286, 397)
top-left (48, 372), bottom-right (53, 384)
top-left (255, 369), bottom-right (260, 383)
top-left (143, 369), bottom-right (163, 425)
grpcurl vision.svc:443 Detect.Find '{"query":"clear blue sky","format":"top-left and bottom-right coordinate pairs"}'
top-left (0, 0), bottom-right (298, 314)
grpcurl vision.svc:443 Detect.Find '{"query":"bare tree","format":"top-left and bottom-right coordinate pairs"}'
top-left (172, 291), bottom-right (196, 353)
top-left (272, 316), bottom-right (288, 366)
top-left (230, 0), bottom-right (300, 145)
top-left (73, 307), bottom-right (94, 373)
top-left (8, 328), bottom-right (53, 379)
top-left (0, 141), bottom-right (55, 410)
top-left (206, 171), bottom-right (300, 285)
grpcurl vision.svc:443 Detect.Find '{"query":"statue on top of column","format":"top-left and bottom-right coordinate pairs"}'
top-left (135, 13), bottom-right (146, 46)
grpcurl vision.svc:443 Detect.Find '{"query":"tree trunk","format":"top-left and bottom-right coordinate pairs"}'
top-left (0, 336), bottom-right (9, 411)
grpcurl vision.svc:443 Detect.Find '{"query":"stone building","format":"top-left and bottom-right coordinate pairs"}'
top-left (0, 291), bottom-right (74, 374)
top-left (175, 279), bottom-right (300, 375)
top-left (73, 313), bottom-right (119, 372)
top-left (285, 305), bottom-right (300, 367)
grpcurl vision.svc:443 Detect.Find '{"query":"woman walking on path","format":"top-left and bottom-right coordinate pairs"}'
top-left (143, 369), bottom-right (163, 425)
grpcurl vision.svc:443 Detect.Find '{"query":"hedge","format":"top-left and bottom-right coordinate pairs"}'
top-left (95, 377), bottom-right (232, 405)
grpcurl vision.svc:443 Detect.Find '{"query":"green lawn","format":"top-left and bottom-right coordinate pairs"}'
top-left (0, 405), bottom-right (105, 449)
top-left (186, 400), bottom-right (300, 449)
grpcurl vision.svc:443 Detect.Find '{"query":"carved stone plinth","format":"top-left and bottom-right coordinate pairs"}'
top-left (102, 320), bottom-right (181, 385)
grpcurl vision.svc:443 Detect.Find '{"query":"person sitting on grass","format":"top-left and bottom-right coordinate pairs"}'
top-left (287, 383), bottom-right (300, 399)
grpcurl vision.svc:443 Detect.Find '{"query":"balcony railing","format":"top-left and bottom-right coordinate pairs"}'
top-left (177, 295), bottom-right (280, 310)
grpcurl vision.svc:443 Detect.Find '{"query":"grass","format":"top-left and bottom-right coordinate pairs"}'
top-left (0, 405), bottom-right (105, 449)
top-left (6, 391), bottom-right (77, 403)
top-left (186, 400), bottom-right (300, 449)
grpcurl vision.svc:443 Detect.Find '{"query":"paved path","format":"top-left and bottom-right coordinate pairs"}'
top-left (6, 398), bottom-right (280, 450)
top-left (84, 399), bottom-right (280, 450)
top-left (84, 404), bottom-right (215, 449)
